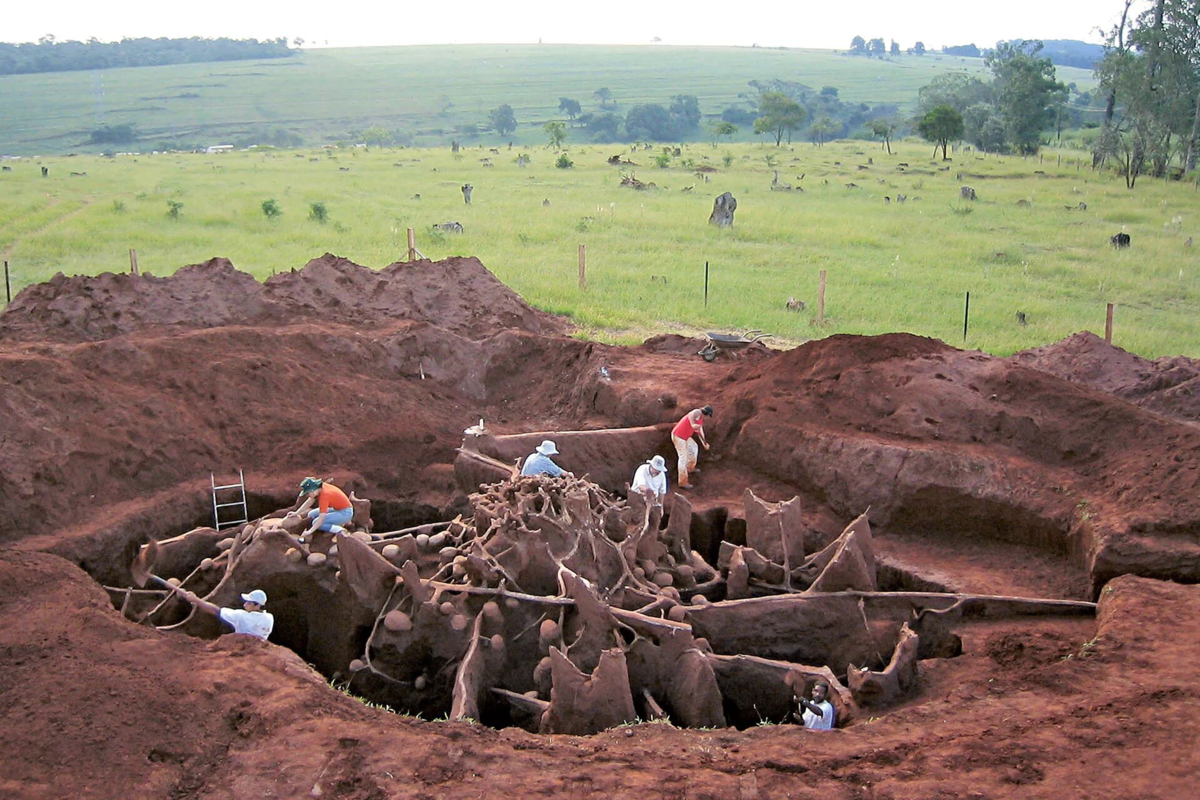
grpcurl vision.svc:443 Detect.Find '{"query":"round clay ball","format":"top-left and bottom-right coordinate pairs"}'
top-left (667, 604), bottom-right (688, 622)
top-left (348, 659), bottom-right (365, 672)
top-left (415, 533), bottom-right (430, 549)
top-left (450, 614), bottom-right (469, 631)
top-left (382, 544), bottom-right (400, 559)
top-left (383, 610), bottom-right (413, 632)
top-left (307, 552), bottom-right (327, 567)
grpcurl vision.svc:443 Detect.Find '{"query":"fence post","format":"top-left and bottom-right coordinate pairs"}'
top-left (578, 244), bottom-right (586, 290)
top-left (963, 291), bottom-right (971, 342)
top-left (704, 261), bottom-right (709, 306)
top-left (406, 228), bottom-right (416, 261)
top-left (129, 249), bottom-right (139, 276)
top-left (1105, 303), bottom-right (1114, 344)
top-left (818, 269), bottom-right (827, 324)
top-left (4, 260), bottom-right (9, 304)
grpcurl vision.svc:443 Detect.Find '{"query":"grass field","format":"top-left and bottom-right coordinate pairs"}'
top-left (0, 44), bottom-right (1096, 156)
top-left (2, 137), bottom-right (1196, 359)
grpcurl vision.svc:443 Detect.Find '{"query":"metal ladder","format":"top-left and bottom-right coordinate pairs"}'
top-left (211, 470), bottom-right (249, 530)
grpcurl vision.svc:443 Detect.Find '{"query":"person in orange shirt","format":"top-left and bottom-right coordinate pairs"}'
top-left (671, 405), bottom-right (712, 489)
top-left (297, 477), bottom-right (353, 541)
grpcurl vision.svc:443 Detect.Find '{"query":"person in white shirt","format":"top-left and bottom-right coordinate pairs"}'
top-left (794, 680), bottom-right (836, 730)
top-left (631, 455), bottom-right (669, 508)
top-left (174, 587), bottom-right (275, 641)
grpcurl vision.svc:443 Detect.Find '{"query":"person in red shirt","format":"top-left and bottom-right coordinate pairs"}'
top-left (671, 405), bottom-right (712, 489)
top-left (297, 477), bottom-right (353, 541)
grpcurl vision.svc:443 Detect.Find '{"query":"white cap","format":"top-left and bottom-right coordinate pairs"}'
top-left (241, 589), bottom-right (267, 605)
top-left (536, 440), bottom-right (559, 456)
top-left (648, 455), bottom-right (667, 472)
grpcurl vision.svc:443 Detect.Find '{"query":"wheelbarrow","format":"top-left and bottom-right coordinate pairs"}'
top-left (698, 330), bottom-right (770, 361)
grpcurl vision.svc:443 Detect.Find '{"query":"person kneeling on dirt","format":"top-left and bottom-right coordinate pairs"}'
top-left (175, 588), bottom-right (274, 641)
top-left (671, 405), bottom-right (712, 489)
top-left (297, 477), bottom-right (353, 542)
top-left (631, 454), bottom-right (668, 509)
top-left (794, 679), bottom-right (836, 730)
top-left (520, 440), bottom-right (573, 478)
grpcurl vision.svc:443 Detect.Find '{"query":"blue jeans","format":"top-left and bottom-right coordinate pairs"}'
top-left (308, 507), bottom-right (353, 531)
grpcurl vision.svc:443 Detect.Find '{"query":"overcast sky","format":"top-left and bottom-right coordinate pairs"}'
top-left (7, 0), bottom-right (1132, 50)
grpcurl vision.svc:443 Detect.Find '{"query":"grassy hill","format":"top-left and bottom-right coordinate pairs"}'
top-left (0, 44), bottom-right (1095, 155)
top-left (1, 137), bottom-right (1194, 359)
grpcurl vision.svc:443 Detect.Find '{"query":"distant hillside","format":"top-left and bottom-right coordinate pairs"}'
top-left (0, 37), bottom-right (294, 76)
top-left (0, 44), bottom-right (1095, 155)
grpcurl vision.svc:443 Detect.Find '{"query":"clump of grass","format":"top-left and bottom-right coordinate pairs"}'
top-left (261, 198), bottom-right (281, 219)
top-left (166, 199), bottom-right (183, 220)
top-left (555, 153), bottom-right (573, 169)
top-left (308, 201), bottom-right (328, 223)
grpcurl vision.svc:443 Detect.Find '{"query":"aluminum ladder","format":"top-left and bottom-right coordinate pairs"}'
top-left (211, 470), bottom-right (249, 530)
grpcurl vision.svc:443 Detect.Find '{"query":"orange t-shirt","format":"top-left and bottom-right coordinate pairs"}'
top-left (318, 484), bottom-right (351, 513)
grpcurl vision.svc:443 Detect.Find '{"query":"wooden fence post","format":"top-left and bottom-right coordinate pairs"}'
top-left (1105, 303), bottom-right (1114, 344)
top-left (4, 260), bottom-right (10, 304)
top-left (578, 244), bottom-right (586, 290)
top-left (818, 269), bottom-right (827, 324)
top-left (406, 228), bottom-right (416, 261)
top-left (129, 249), bottom-right (139, 276)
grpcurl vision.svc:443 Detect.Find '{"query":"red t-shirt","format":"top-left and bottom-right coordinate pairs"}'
top-left (318, 483), bottom-right (352, 513)
top-left (673, 411), bottom-right (703, 440)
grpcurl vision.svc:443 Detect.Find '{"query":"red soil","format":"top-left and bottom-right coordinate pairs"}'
top-left (1, 255), bottom-right (1198, 798)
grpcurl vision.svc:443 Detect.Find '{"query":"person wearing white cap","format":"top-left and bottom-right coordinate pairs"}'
top-left (172, 586), bottom-right (275, 641)
top-left (631, 454), bottom-right (669, 508)
top-left (520, 439), bottom-right (572, 478)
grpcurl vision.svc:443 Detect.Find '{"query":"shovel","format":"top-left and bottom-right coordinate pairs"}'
top-left (131, 540), bottom-right (180, 593)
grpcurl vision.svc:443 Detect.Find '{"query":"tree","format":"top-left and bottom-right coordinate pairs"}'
top-left (850, 36), bottom-right (867, 55)
top-left (867, 118), bottom-right (898, 154)
top-left (488, 104), bottom-right (517, 136)
top-left (754, 91), bottom-right (807, 145)
top-left (809, 116), bottom-right (837, 146)
top-left (911, 41), bottom-right (926, 55)
top-left (918, 105), bottom-right (964, 159)
top-left (669, 94), bottom-right (701, 132)
top-left (869, 38), bottom-right (886, 57)
top-left (544, 121), bottom-right (567, 149)
top-left (359, 125), bottom-right (391, 148)
top-left (593, 87), bottom-right (614, 107)
top-left (986, 40), bottom-right (1066, 154)
top-left (890, 40), bottom-right (901, 56)
top-left (625, 104), bottom-right (676, 141)
top-left (585, 112), bottom-right (622, 143)
top-left (709, 120), bottom-right (738, 147)
top-left (558, 97), bottom-right (581, 121)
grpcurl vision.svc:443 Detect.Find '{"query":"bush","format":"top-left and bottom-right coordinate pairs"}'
top-left (111, 200), bottom-right (125, 213)
top-left (722, 153), bottom-right (734, 167)
top-left (555, 153), bottom-right (574, 169)
top-left (261, 198), bottom-right (282, 219)
top-left (166, 200), bottom-right (183, 220)
top-left (309, 202), bottom-right (328, 223)
top-left (653, 153), bottom-right (671, 168)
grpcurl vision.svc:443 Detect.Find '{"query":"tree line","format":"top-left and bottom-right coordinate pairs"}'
top-left (0, 36), bottom-right (293, 75)
top-left (1092, 0), bottom-right (1200, 186)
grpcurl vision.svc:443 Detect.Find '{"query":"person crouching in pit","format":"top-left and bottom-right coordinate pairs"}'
top-left (174, 588), bottom-right (274, 641)
top-left (792, 677), bottom-right (836, 730)
top-left (297, 476), bottom-right (353, 543)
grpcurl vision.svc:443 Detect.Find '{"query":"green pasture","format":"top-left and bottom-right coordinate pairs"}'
top-left (0, 44), bottom-right (1094, 156)
top-left (1, 137), bottom-right (1196, 358)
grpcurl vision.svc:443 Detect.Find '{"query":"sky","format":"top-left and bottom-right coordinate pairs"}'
top-left (6, 0), bottom-right (1132, 50)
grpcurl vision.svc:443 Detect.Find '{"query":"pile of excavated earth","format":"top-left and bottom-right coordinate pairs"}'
top-left (1, 254), bottom-right (1198, 799)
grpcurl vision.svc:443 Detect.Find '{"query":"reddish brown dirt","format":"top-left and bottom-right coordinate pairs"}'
top-left (1, 255), bottom-right (1199, 798)
top-left (1012, 331), bottom-right (1200, 425)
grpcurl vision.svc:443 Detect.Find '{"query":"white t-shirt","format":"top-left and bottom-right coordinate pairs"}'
top-left (632, 463), bottom-right (667, 499)
top-left (219, 607), bottom-right (274, 640)
top-left (801, 700), bottom-right (835, 730)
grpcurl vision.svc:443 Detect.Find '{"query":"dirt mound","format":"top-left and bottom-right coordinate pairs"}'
top-left (1012, 331), bottom-right (1200, 423)
top-left (711, 333), bottom-right (1200, 591)
top-left (4, 550), bottom-right (1198, 799)
top-left (0, 254), bottom-right (564, 343)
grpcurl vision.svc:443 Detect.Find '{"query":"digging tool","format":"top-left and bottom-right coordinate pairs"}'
top-left (131, 540), bottom-right (182, 594)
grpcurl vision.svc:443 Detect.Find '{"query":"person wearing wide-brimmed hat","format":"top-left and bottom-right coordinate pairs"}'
top-left (173, 587), bottom-right (274, 641)
top-left (631, 454), bottom-right (669, 508)
top-left (296, 476), bottom-right (353, 541)
top-left (520, 440), bottom-right (572, 478)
